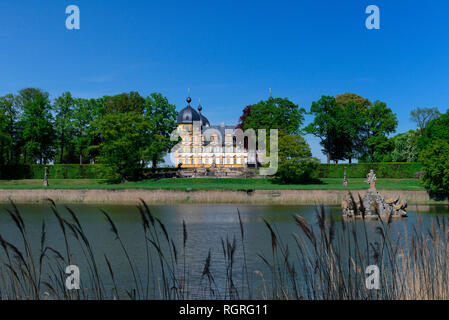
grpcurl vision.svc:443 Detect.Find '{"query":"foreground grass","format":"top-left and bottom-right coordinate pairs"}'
top-left (0, 178), bottom-right (424, 191)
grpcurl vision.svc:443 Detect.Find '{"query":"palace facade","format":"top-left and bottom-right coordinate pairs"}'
top-left (174, 95), bottom-right (250, 168)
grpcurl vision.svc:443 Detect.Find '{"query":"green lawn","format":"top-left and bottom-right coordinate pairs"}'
top-left (0, 178), bottom-right (425, 191)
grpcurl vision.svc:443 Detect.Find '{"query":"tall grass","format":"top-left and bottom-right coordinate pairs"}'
top-left (0, 196), bottom-right (448, 300)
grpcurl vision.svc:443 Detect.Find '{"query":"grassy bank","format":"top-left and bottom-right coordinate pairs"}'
top-left (0, 178), bottom-right (424, 191)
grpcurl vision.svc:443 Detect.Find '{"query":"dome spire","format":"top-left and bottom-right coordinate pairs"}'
top-left (198, 98), bottom-right (202, 112)
top-left (186, 88), bottom-right (192, 105)
top-left (198, 98), bottom-right (204, 128)
top-left (269, 88), bottom-right (273, 100)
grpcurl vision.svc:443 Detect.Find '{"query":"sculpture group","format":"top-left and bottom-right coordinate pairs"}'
top-left (342, 170), bottom-right (408, 219)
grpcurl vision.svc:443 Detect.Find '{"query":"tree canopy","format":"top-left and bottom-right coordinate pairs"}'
top-left (16, 88), bottom-right (55, 164)
top-left (0, 88), bottom-right (177, 181)
top-left (238, 97), bottom-right (305, 134)
top-left (304, 96), bottom-right (343, 163)
top-left (418, 110), bottom-right (449, 152)
top-left (144, 93), bottom-right (178, 169)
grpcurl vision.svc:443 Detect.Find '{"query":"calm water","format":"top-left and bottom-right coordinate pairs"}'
top-left (0, 202), bottom-right (448, 298)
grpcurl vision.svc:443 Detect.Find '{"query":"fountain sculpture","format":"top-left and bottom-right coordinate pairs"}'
top-left (342, 170), bottom-right (407, 219)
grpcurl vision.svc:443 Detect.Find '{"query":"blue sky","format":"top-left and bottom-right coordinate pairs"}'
top-left (1, 0), bottom-right (448, 162)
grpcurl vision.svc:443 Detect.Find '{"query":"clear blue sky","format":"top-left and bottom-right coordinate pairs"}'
top-left (1, 0), bottom-right (448, 162)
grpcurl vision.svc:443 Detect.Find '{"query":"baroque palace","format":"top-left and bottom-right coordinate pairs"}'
top-left (174, 95), bottom-right (250, 168)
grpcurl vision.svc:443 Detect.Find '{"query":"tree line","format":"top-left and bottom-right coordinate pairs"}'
top-left (1, 88), bottom-right (447, 189)
top-left (305, 94), bottom-right (446, 164)
top-left (236, 93), bottom-right (448, 190)
top-left (0, 88), bottom-right (177, 181)
top-left (238, 92), bottom-right (446, 164)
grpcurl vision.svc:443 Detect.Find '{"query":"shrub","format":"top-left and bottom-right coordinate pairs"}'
top-left (419, 140), bottom-right (449, 195)
top-left (277, 134), bottom-right (320, 184)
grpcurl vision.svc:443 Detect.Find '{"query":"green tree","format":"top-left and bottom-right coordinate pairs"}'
top-left (410, 107), bottom-right (440, 134)
top-left (0, 112), bottom-right (12, 165)
top-left (72, 98), bottom-right (103, 164)
top-left (103, 91), bottom-right (145, 114)
top-left (418, 110), bottom-right (449, 152)
top-left (0, 94), bottom-right (18, 164)
top-left (419, 139), bottom-right (449, 196)
top-left (335, 93), bottom-right (372, 110)
top-left (277, 133), bottom-right (319, 184)
top-left (16, 88), bottom-right (55, 164)
top-left (304, 96), bottom-right (342, 163)
top-left (53, 92), bottom-right (75, 163)
top-left (92, 92), bottom-right (152, 181)
top-left (361, 101), bottom-right (398, 163)
top-left (335, 93), bottom-right (372, 162)
top-left (241, 97), bottom-right (305, 134)
top-left (144, 93), bottom-right (177, 170)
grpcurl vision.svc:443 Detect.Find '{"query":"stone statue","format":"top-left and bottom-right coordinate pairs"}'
top-left (343, 167), bottom-right (348, 187)
top-left (342, 170), bottom-right (407, 219)
top-left (366, 170), bottom-right (376, 190)
top-left (43, 166), bottom-right (49, 187)
top-left (342, 192), bottom-right (357, 217)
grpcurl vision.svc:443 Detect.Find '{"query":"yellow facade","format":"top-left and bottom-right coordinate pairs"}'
top-left (174, 122), bottom-right (249, 168)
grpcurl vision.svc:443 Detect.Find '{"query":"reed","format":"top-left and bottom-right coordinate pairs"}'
top-left (0, 196), bottom-right (448, 300)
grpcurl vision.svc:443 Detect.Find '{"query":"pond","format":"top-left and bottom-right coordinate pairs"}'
top-left (0, 203), bottom-right (448, 299)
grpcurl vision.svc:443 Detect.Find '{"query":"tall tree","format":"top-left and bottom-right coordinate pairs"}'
top-left (53, 92), bottom-right (75, 163)
top-left (335, 93), bottom-right (372, 162)
top-left (362, 101), bottom-right (398, 163)
top-left (240, 97), bottom-right (305, 134)
top-left (0, 111), bottom-right (12, 165)
top-left (304, 96), bottom-right (342, 163)
top-left (0, 94), bottom-right (18, 164)
top-left (72, 98), bottom-right (103, 164)
top-left (16, 88), bottom-right (55, 164)
top-left (237, 96), bottom-right (305, 167)
top-left (418, 110), bottom-right (449, 152)
top-left (92, 92), bottom-right (152, 181)
top-left (410, 107), bottom-right (440, 134)
top-left (144, 93), bottom-right (177, 170)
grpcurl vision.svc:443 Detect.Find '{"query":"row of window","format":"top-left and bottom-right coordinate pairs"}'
top-left (177, 147), bottom-right (244, 153)
top-left (177, 158), bottom-right (246, 165)
top-left (182, 135), bottom-right (237, 143)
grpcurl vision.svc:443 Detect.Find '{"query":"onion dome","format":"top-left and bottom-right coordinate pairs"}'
top-left (177, 95), bottom-right (201, 124)
top-left (176, 92), bottom-right (211, 126)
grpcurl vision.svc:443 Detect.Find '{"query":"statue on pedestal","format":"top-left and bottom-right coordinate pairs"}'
top-left (366, 170), bottom-right (377, 190)
top-left (343, 167), bottom-right (348, 187)
top-left (342, 169), bottom-right (408, 219)
top-left (43, 166), bottom-right (49, 187)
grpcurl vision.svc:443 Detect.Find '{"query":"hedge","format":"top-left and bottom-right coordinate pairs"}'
top-left (316, 163), bottom-right (423, 179)
top-left (0, 164), bottom-right (114, 180)
top-left (0, 163), bottom-right (423, 180)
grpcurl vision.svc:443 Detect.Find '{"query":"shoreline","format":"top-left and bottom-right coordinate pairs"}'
top-left (0, 189), bottom-right (442, 205)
